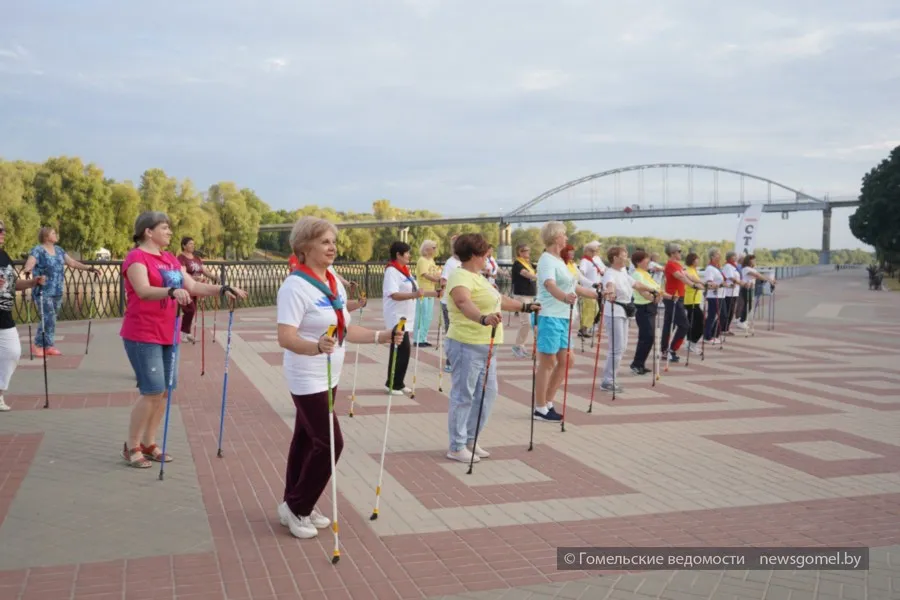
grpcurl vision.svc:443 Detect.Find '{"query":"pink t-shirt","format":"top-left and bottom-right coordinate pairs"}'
top-left (120, 248), bottom-right (185, 345)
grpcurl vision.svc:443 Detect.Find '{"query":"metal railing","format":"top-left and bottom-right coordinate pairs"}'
top-left (8, 260), bottom-right (512, 324)
top-left (8, 259), bottom-right (858, 325)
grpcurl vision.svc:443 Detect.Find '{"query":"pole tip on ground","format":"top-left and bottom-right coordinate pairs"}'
top-left (217, 449), bottom-right (223, 458)
top-left (369, 512), bottom-right (378, 520)
top-left (331, 554), bottom-right (340, 565)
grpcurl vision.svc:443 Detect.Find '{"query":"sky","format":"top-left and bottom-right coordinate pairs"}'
top-left (2, 0), bottom-right (898, 251)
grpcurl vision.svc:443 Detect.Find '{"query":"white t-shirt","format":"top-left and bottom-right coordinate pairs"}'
top-left (703, 265), bottom-right (726, 299)
top-left (440, 256), bottom-right (461, 305)
top-left (579, 257), bottom-right (603, 285)
top-left (276, 274), bottom-right (352, 396)
top-left (600, 266), bottom-right (635, 319)
top-left (536, 252), bottom-right (575, 320)
top-left (741, 266), bottom-right (759, 284)
top-left (722, 263), bottom-right (741, 297)
top-left (592, 257), bottom-right (607, 277)
top-left (383, 266), bottom-right (417, 333)
top-left (484, 256), bottom-right (498, 285)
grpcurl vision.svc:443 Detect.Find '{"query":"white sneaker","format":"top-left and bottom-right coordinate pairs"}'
top-left (277, 502), bottom-right (318, 539)
top-left (384, 387), bottom-right (405, 395)
top-left (0, 396), bottom-right (10, 412)
top-left (466, 443), bottom-right (490, 458)
top-left (309, 507), bottom-right (331, 529)
top-left (734, 321), bottom-right (748, 330)
top-left (447, 448), bottom-right (480, 463)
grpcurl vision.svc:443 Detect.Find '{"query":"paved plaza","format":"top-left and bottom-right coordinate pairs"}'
top-left (0, 268), bottom-right (898, 600)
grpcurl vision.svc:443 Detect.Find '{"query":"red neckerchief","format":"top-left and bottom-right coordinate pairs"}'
top-left (387, 260), bottom-right (418, 291)
top-left (294, 264), bottom-right (346, 343)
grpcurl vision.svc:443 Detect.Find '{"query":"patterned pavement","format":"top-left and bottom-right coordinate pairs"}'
top-left (0, 268), bottom-right (898, 600)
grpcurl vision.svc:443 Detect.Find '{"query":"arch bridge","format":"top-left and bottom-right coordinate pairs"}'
top-left (259, 163), bottom-right (859, 264)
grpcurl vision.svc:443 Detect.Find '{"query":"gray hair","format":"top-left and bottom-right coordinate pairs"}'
top-left (584, 240), bottom-right (601, 252)
top-left (420, 239), bottom-right (437, 255)
top-left (133, 211), bottom-right (171, 244)
top-left (708, 247), bottom-right (721, 261)
top-left (540, 221), bottom-right (567, 247)
top-left (725, 250), bottom-right (736, 261)
top-left (290, 216), bottom-right (338, 263)
top-left (665, 242), bottom-right (681, 256)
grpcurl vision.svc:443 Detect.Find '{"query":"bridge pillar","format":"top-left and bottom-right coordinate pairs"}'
top-left (819, 206), bottom-right (832, 265)
top-left (400, 227), bottom-right (410, 243)
top-left (497, 223), bottom-right (513, 267)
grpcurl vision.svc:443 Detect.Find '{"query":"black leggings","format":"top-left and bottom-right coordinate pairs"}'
top-left (685, 303), bottom-right (704, 344)
top-left (386, 331), bottom-right (411, 390)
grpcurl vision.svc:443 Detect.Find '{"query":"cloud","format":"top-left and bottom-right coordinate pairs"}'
top-left (0, 0), bottom-right (895, 252)
top-left (517, 69), bottom-right (570, 92)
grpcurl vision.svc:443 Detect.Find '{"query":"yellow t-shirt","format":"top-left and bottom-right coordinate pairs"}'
top-left (685, 266), bottom-right (701, 305)
top-left (631, 269), bottom-right (659, 305)
top-left (415, 257), bottom-right (437, 291)
top-left (446, 267), bottom-right (504, 345)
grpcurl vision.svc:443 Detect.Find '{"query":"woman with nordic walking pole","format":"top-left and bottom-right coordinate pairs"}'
top-left (444, 233), bottom-right (540, 463)
top-left (275, 216), bottom-right (402, 542)
top-left (22, 226), bottom-right (99, 357)
top-left (533, 222), bottom-right (602, 423)
top-left (119, 211), bottom-right (247, 469)
top-left (0, 220), bottom-right (46, 412)
top-left (599, 246), bottom-right (658, 395)
top-left (383, 241), bottom-right (439, 395)
top-left (177, 236), bottom-right (219, 343)
top-left (628, 250), bottom-right (665, 377)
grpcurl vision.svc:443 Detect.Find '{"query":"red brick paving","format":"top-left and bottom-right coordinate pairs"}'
top-left (2, 307), bottom-right (900, 599)
top-left (0, 433), bottom-right (41, 528)
top-left (379, 444), bottom-right (636, 509)
top-left (705, 429), bottom-right (900, 478)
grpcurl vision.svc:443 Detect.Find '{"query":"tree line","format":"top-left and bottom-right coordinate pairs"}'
top-left (849, 144), bottom-right (900, 268)
top-left (0, 155), bottom-right (873, 266)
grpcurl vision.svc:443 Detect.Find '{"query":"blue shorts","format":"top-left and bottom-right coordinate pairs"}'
top-left (536, 315), bottom-right (570, 355)
top-left (123, 339), bottom-right (179, 396)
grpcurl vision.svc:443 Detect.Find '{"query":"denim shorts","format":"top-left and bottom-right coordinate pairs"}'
top-left (123, 339), bottom-right (179, 396)
top-left (536, 315), bottom-right (570, 355)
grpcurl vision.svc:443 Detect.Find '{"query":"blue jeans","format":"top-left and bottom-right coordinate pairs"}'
top-left (414, 296), bottom-right (434, 344)
top-left (123, 339), bottom-right (179, 396)
top-left (34, 295), bottom-right (63, 348)
top-left (446, 338), bottom-right (498, 452)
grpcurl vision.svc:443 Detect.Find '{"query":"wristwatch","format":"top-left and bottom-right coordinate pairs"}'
top-left (167, 287), bottom-right (176, 298)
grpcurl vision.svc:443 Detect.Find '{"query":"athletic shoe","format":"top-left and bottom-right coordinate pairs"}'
top-left (277, 502), bottom-right (318, 539)
top-left (447, 448), bottom-right (480, 463)
top-left (0, 396), bottom-right (10, 412)
top-left (600, 381), bottom-right (623, 393)
top-left (384, 387), bottom-right (405, 395)
top-left (533, 406), bottom-right (562, 421)
top-left (466, 443), bottom-right (490, 458)
top-left (667, 351), bottom-right (680, 363)
top-left (630, 366), bottom-right (649, 376)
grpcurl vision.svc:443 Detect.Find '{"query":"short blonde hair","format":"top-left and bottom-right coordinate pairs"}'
top-left (290, 216), bottom-right (338, 263)
top-left (540, 221), bottom-right (566, 247)
top-left (419, 239), bottom-right (436, 255)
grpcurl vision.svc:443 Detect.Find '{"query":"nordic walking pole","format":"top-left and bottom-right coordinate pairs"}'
top-left (410, 297), bottom-right (421, 400)
top-left (528, 311), bottom-right (539, 451)
top-left (560, 302), bottom-right (574, 433)
top-left (35, 282), bottom-right (49, 408)
top-left (686, 301), bottom-right (695, 367)
top-left (468, 322), bottom-right (498, 474)
top-left (348, 288), bottom-right (366, 417)
top-left (85, 275), bottom-right (95, 355)
top-left (26, 288), bottom-right (33, 360)
top-left (664, 293), bottom-right (677, 374)
top-left (652, 296), bottom-right (660, 385)
top-left (371, 317), bottom-right (406, 521)
top-left (324, 323), bottom-right (341, 565)
top-left (587, 297), bottom-right (604, 413)
top-left (159, 305), bottom-right (183, 481)
top-left (216, 296), bottom-right (236, 458)
top-left (436, 297), bottom-right (444, 393)
top-left (200, 298), bottom-right (206, 376)
top-left (611, 301), bottom-right (617, 402)
top-left (212, 295), bottom-right (218, 343)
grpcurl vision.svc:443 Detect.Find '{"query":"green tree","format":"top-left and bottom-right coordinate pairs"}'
top-left (849, 144), bottom-right (900, 265)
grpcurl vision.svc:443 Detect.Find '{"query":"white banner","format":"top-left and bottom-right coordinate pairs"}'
top-left (735, 204), bottom-right (764, 257)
